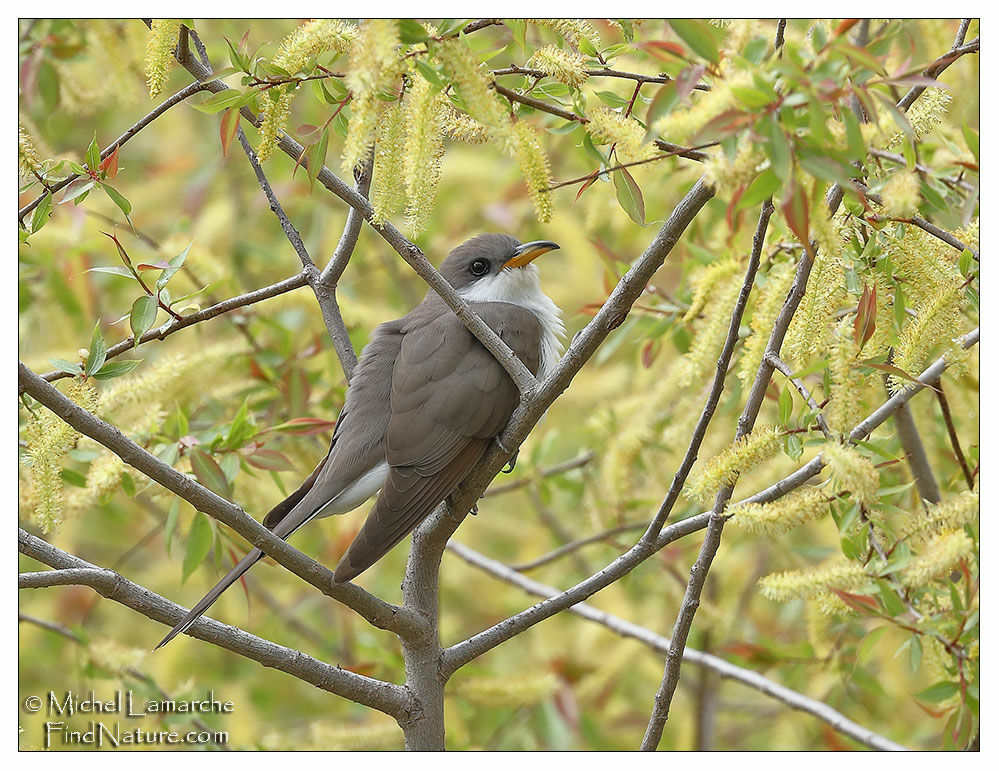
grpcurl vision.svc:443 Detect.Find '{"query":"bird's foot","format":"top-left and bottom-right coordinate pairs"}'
top-left (501, 450), bottom-right (519, 474)
top-left (469, 502), bottom-right (479, 516)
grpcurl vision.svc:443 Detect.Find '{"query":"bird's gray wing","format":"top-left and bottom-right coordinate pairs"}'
top-left (155, 319), bottom-right (406, 648)
top-left (333, 302), bottom-right (542, 583)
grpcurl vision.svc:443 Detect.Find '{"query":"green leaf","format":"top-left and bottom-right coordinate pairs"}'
top-left (182, 512), bottom-right (214, 582)
top-left (48, 358), bottom-right (83, 376)
top-left (31, 192), bottom-right (53, 234)
top-left (58, 177), bottom-right (96, 204)
top-left (778, 384), bottom-right (793, 425)
top-left (60, 468), bottom-right (88, 488)
top-left (190, 449), bottom-right (232, 499)
top-left (130, 295), bottom-right (158, 339)
top-left (397, 18), bottom-right (430, 44)
top-left (962, 123), bottom-right (979, 162)
top-left (668, 19), bottom-right (719, 63)
top-left (916, 681), bottom-right (959, 703)
top-left (102, 183), bottom-right (131, 216)
top-left (613, 168), bottom-right (645, 225)
top-left (156, 241), bottom-right (193, 289)
top-left (86, 133), bottom-right (100, 171)
top-left (595, 90), bottom-right (630, 109)
top-left (165, 497), bottom-right (180, 557)
top-left (738, 169), bottom-right (779, 210)
top-left (84, 323), bottom-right (107, 376)
top-left (93, 360), bottom-right (141, 380)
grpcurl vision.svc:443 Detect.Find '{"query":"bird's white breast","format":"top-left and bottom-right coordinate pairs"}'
top-left (457, 264), bottom-right (565, 381)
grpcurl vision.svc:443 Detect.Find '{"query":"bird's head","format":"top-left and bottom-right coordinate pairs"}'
top-left (439, 233), bottom-right (560, 292)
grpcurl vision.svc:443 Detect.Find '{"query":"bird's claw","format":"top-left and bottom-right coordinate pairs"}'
top-left (502, 450), bottom-right (519, 474)
top-left (469, 502), bottom-right (479, 516)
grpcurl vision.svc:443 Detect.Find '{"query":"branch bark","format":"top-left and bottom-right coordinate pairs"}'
top-left (446, 540), bottom-right (908, 751)
top-left (19, 529), bottom-right (412, 719)
top-left (18, 362), bottom-right (427, 641)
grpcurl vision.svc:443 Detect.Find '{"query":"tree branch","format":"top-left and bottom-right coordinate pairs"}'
top-left (170, 33), bottom-right (540, 398)
top-left (933, 378), bottom-right (975, 489)
top-left (36, 272), bottom-right (310, 385)
top-left (19, 529), bottom-right (412, 719)
top-left (18, 80), bottom-right (210, 221)
top-left (767, 353), bottom-right (834, 439)
top-left (442, 326), bottom-right (978, 682)
top-left (446, 540), bottom-right (908, 751)
top-left (18, 362), bottom-right (428, 642)
top-left (492, 64), bottom-right (710, 89)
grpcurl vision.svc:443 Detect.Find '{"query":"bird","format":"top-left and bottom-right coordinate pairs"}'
top-left (155, 233), bottom-right (563, 648)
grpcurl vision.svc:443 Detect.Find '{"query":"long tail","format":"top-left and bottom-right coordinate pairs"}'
top-left (154, 449), bottom-right (334, 650)
top-left (154, 548), bottom-right (263, 649)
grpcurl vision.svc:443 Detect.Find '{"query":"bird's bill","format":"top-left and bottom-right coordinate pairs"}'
top-left (501, 240), bottom-right (560, 270)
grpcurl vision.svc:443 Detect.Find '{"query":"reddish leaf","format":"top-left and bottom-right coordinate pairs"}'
top-left (831, 588), bottom-right (880, 615)
top-left (639, 40), bottom-right (688, 61)
top-left (265, 416), bottom-right (336, 435)
top-left (246, 448), bottom-right (295, 471)
top-left (136, 260), bottom-right (172, 271)
top-left (834, 19), bottom-right (859, 37)
top-left (781, 180), bottom-right (811, 254)
top-left (725, 183), bottom-right (746, 230)
top-left (853, 283), bottom-right (877, 349)
top-left (190, 449), bottom-right (232, 499)
top-left (641, 339), bottom-right (659, 369)
top-left (676, 63), bottom-right (706, 102)
top-left (220, 107), bottom-right (240, 158)
top-left (100, 230), bottom-right (134, 268)
top-left (98, 144), bottom-right (120, 179)
top-left (721, 642), bottom-right (779, 666)
top-left (856, 360), bottom-right (942, 392)
top-left (574, 170), bottom-right (600, 202)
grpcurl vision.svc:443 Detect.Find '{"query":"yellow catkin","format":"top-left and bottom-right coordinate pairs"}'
top-left (256, 20), bottom-right (356, 162)
top-left (886, 88), bottom-right (952, 148)
top-left (528, 18), bottom-right (601, 48)
top-left (881, 169), bottom-right (921, 219)
top-left (898, 490), bottom-right (979, 544)
top-left (529, 45), bottom-right (588, 87)
top-left (805, 599), bottom-right (836, 655)
top-left (452, 673), bottom-right (560, 708)
top-left (306, 720), bottom-right (402, 751)
top-left (442, 107), bottom-right (490, 143)
top-left (683, 257), bottom-right (741, 323)
top-left (86, 638), bottom-right (146, 676)
top-left (703, 144), bottom-right (765, 195)
top-left (341, 19), bottom-right (401, 174)
top-left (891, 282), bottom-right (964, 389)
top-left (23, 379), bottom-right (99, 532)
top-left (586, 107), bottom-right (646, 164)
top-left (512, 121), bottom-right (554, 222)
top-left (685, 426), bottom-right (782, 503)
top-left (826, 315), bottom-right (864, 435)
top-left (783, 246), bottom-right (846, 367)
top-left (899, 530), bottom-right (974, 587)
top-left (730, 485), bottom-right (830, 535)
top-left (145, 19), bottom-right (181, 98)
top-left (882, 227), bottom-right (962, 308)
top-left (403, 77), bottom-right (448, 234)
top-left (436, 38), bottom-right (508, 131)
top-left (677, 274), bottom-right (741, 389)
top-left (723, 19), bottom-right (761, 54)
top-left (822, 442), bottom-right (879, 508)
top-left (18, 124), bottom-right (43, 180)
top-left (654, 69), bottom-right (751, 142)
top-left (369, 100), bottom-right (407, 224)
top-left (55, 22), bottom-right (145, 115)
top-left (739, 260), bottom-right (795, 390)
top-left (759, 558), bottom-right (868, 602)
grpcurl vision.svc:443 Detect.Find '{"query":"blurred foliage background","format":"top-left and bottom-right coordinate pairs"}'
top-left (19, 19), bottom-right (978, 750)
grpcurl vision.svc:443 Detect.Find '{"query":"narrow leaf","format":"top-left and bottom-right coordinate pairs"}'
top-left (613, 168), bottom-right (645, 225)
top-left (130, 295), bottom-right (158, 339)
top-left (182, 512), bottom-right (214, 582)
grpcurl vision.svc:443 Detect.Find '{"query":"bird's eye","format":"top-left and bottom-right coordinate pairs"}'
top-left (469, 259), bottom-right (490, 277)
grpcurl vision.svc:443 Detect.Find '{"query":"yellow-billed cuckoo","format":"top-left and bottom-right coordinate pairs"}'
top-left (156, 234), bottom-right (562, 648)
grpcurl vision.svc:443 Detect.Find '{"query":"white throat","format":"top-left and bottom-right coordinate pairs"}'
top-left (457, 264), bottom-right (565, 381)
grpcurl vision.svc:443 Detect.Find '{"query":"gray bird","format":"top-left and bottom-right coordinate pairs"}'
top-left (156, 234), bottom-right (562, 648)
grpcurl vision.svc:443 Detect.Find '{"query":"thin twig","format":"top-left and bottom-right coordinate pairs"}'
top-left (446, 541), bottom-right (908, 752)
top-left (18, 363), bottom-right (428, 642)
top-left (492, 81), bottom-right (587, 123)
top-left (482, 451), bottom-right (595, 497)
top-left (767, 353), bottom-right (834, 439)
top-left (492, 64), bottom-right (710, 89)
top-left (36, 272), bottom-right (310, 385)
top-left (18, 80), bottom-right (210, 221)
top-left (933, 378), bottom-right (975, 490)
top-left (19, 531), bottom-right (411, 719)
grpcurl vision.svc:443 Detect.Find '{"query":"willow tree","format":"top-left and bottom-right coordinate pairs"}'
top-left (19, 19), bottom-right (979, 750)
